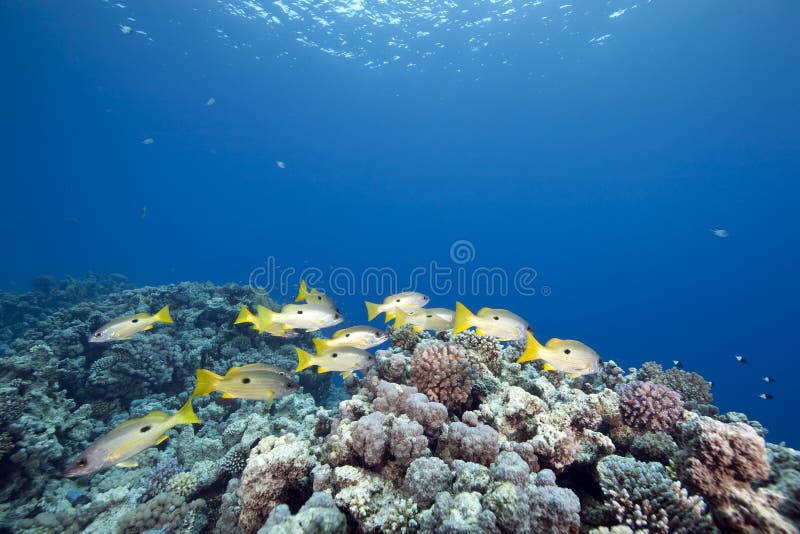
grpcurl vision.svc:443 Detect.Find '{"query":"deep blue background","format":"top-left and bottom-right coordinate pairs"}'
top-left (2, 1), bottom-right (799, 445)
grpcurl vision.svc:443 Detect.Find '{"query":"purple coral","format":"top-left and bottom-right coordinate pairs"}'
top-left (351, 411), bottom-right (428, 468)
top-left (352, 412), bottom-right (387, 467)
top-left (443, 422), bottom-right (500, 466)
top-left (372, 380), bottom-right (447, 434)
top-left (618, 380), bottom-right (684, 433)
top-left (410, 341), bottom-right (476, 410)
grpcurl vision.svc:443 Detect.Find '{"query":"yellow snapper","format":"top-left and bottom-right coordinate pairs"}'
top-left (452, 302), bottom-right (530, 341)
top-left (516, 332), bottom-right (602, 378)
top-left (63, 399), bottom-right (199, 477)
top-left (90, 305), bottom-right (173, 343)
top-left (312, 325), bottom-right (388, 353)
top-left (260, 303), bottom-right (343, 332)
top-left (191, 363), bottom-right (298, 405)
top-left (365, 292), bottom-right (430, 322)
top-left (234, 305), bottom-right (302, 338)
top-left (295, 280), bottom-right (338, 310)
top-left (295, 346), bottom-right (372, 378)
top-left (394, 308), bottom-right (454, 332)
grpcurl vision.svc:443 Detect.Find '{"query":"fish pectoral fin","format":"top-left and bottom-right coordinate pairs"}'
top-left (341, 371), bottom-right (353, 379)
top-left (116, 460), bottom-right (139, 468)
top-left (317, 367), bottom-right (329, 373)
top-left (475, 328), bottom-right (487, 336)
top-left (143, 324), bottom-right (154, 331)
top-left (155, 435), bottom-right (169, 445)
top-left (221, 392), bottom-right (235, 399)
top-left (543, 363), bottom-right (555, 371)
top-left (412, 326), bottom-right (422, 332)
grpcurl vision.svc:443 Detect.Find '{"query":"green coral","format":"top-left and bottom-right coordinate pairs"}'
top-left (167, 471), bottom-right (198, 497)
top-left (383, 497), bottom-right (419, 534)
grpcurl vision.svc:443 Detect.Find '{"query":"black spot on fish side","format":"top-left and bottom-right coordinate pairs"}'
top-left (345, 333), bottom-right (350, 337)
top-left (396, 299), bottom-right (401, 303)
top-left (297, 310), bottom-right (303, 314)
top-left (564, 349), bottom-right (571, 354)
top-left (140, 426), bottom-right (151, 433)
top-left (332, 353), bottom-right (338, 358)
top-left (493, 316), bottom-right (500, 320)
top-left (426, 315), bottom-right (432, 318)
top-left (131, 318), bottom-right (139, 323)
top-left (242, 377), bottom-right (251, 384)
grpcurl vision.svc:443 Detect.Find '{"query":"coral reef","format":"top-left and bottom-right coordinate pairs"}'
top-left (0, 275), bottom-right (797, 534)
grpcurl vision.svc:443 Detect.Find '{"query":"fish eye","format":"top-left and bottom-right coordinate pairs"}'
top-left (93, 332), bottom-right (101, 337)
top-left (332, 353), bottom-right (338, 358)
top-left (140, 425), bottom-right (151, 433)
top-left (335, 313), bottom-right (341, 319)
top-left (297, 310), bottom-right (303, 314)
top-left (493, 316), bottom-right (500, 321)
top-left (242, 377), bottom-right (251, 384)
top-left (131, 318), bottom-right (139, 323)
top-left (316, 296), bottom-right (322, 300)
top-left (564, 349), bottom-right (571, 355)
top-left (77, 458), bottom-right (87, 467)
top-left (527, 325), bottom-right (533, 332)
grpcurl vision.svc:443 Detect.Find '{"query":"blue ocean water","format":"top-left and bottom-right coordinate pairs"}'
top-left (1, 0), bottom-right (798, 446)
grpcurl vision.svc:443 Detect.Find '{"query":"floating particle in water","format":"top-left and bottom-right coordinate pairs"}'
top-left (735, 355), bottom-right (748, 364)
top-left (672, 360), bottom-right (683, 369)
top-left (276, 161), bottom-right (286, 169)
top-left (140, 207), bottom-right (147, 219)
top-left (206, 97), bottom-right (216, 106)
top-left (710, 228), bottom-right (729, 238)
top-left (142, 137), bottom-right (154, 145)
top-left (759, 393), bottom-right (774, 400)
top-left (119, 24), bottom-right (133, 35)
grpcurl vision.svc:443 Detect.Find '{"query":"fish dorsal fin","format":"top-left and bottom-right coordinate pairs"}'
top-left (145, 410), bottom-right (169, 419)
top-left (155, 435), bottom-right (169, 445)
top-left (545, 338), bottom-right (563, 348)
top-left (222, 392), bottom-right (235, 398)
top-left (475, 328), bottom-right (487, 336)
top-left (543, 363), bottom-right (555, 371)
top-left (317, 367), bottom-right (329, 373)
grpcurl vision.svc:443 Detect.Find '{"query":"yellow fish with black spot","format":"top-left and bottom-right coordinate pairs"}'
top-left (234, 305), bottom-right (302, 338)
top-left (365, 292), bottom-right (429, 322)
top-left (191, 363), bottom-right (299, 404)
top-left (516, 332), bottom-right (602, 378)
top-left (295, 280), bottom-right (338, 310)
top-left (63, 398), bottom-right (199, 477)
top-left (452, 302), bottom-right (529, 341)
top-left (312, 325), bottom-right (388, 352)
top-left (90, 305), bottom-right (173, 343)
top-left (260, 303), bottom-right (343, 332)
top-left (394, 308), bottom-right (454, 332)
top-left (295, 346), bottom-right (372, 378)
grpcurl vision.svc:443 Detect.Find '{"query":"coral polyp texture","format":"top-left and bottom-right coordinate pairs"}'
top-left (0, 275), bottom-right (798, 534)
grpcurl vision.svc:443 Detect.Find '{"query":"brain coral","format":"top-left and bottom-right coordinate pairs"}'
top-left (410, 341), bottom-right (477, 410)
top-left (618, 380), bottom-right (684, 433)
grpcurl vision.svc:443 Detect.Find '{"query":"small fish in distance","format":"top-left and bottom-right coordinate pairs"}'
top-left (735, 355), bottom-right (748, 364)
top-left (673, 360), bottom-right (683, 369)
top-left (710, 228), bottom-right (729, 238)
top-left (763, 376), bottom-right (776, 383)
top-left (759, 393), bottom-right (774, 400)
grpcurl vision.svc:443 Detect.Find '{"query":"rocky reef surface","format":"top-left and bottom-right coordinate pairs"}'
top-left (0, 275), bottom-right (798, 533)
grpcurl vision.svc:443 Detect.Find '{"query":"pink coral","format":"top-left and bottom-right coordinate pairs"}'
top-left (618, 381), bottom-right (684, 433)
top-left (676, 416), bottom-right (795, 533)
top-left (410, 341), bottom-right (477, 410)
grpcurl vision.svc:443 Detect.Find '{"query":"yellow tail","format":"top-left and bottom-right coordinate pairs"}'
top-left (235, 305), bottom-right (257, 326)
top-left (295, 348), bottom-right (315, 372)
top-left (154, 305), bottom-right (173, 324)
top-left (452, 301), bottom-right (475, 334)
top-left (256, 305), bottom-right (275, 330)
top-left (171, 398), bottom-right (201, 425)
top-left (295, 280), bottom-right (309, 302)
top-left (365, 301), bottom-right (382, 321)
top-left (191, 369), bottom-right (221, 397)
top-left (516, 332), bottom-right (543, 364)
top-left (393, 308), bottom-right (408, 328)
top-left (312, 338), bottom-right (331, 353)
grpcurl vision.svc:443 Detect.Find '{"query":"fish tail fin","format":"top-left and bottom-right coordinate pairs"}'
top-left (452, 301), bottom-right (474, 334)
top-left (295, 280), bottom-right (308, 302)
top-left (312, 338), bottom-right (329, 353)
top-left (172, 398), bottom-right (201, 425)
top-left (365, 301), bottom-right (382, 321)
top-left (295, 348), bottom-right (314, 372)
top-left (257, 305), bottom-right (275, 329)
top-left (154, 305), bottom-right (173, 324)
top-left (393, 308), bottom-right (407, 328)
top-left (235, 305), bottom-right (257, 325)
top-left (191, 369), bottom-right (221, 397)
top-left (516, 331), bottom-right (544, 363)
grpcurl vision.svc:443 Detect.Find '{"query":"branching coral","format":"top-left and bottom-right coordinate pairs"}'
top-left (596, 455), bottom-right (714, 534)
top-left (410, 341), bottom-right (477, 411)
top-left (618, 381), bottom-right (683, 433)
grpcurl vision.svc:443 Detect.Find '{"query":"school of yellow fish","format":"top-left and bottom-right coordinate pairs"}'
top-left (66, 280), bottom-right (602, 476)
